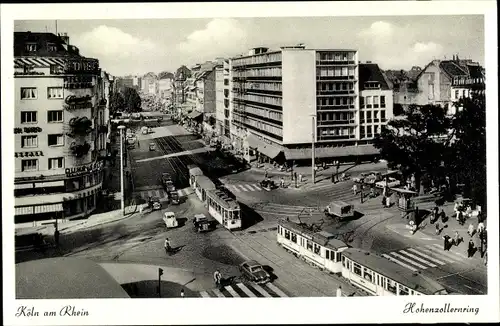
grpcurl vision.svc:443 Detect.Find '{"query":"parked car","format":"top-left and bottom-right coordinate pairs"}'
top-left (163, 211), bottom-right (178, 228)
top-left (193, 214), bottom-right (216, 233)
top-left (165, 180), bottom-right (176, 193)
top-left (239, 260), bottom-right (271, 284)
top-left (375, 177), bottom-right (401, 189)
top-left (353, 172), bottom-right (369, 183)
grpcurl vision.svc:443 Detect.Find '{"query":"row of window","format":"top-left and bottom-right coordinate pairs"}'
top-left (207, 197), bottom-right (240, 220)
top-left (317, 67), bottom-right (356, 77)
top-left (318, 112), bottom-right (355, 122)
top-left (319, 127), bottom-right (355, 136)
top-left (243, 106), bottom-right (283, 122)
top-left (318, 82), bottom-right (355, 91)
top-left (21, 158), bottom-right (64, 171)
top-left (64, 195), bottom-right (97, 217)
top-left (234, 112), bottom-right (283, 137)
top-left (316, 52), bottom-right (356, 62)
top-left (360, 95), bottom-right (386, 108)
top-left (20, 87), bottom-right (66, 100)
top-left (246, 82), bottom-right (282, 92)
top-left (65, 171), bottom-right (103, 192)
top-left (360, 125), bottom-right (383, 139)
top-left (279, 226), bottom-right (342, 261)
top-left (359, 110), bottom-right (386, 122)
top-left (239, 94), bottom-right (282, 106)
top-left (232, 52), bottom-right (282, 67)
top-left (233, 67), bottom-right (282, 78)
top-left (20, 134), bottom-right (64, 148)
top-left (25, 42), bottom-right (58, 52)
top-left (20, 110), bottom-right (64, 124)
top-left (317, 97), bottom-right (356, 106)
top-left (342, 257), bottom-right (415, 295)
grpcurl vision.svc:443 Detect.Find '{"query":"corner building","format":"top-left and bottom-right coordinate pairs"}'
top-left (231, 45), bottom-right (380, 164)
top-left (13, 32), bottom-right (108, 223)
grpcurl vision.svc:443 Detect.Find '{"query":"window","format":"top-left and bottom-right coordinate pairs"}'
top-left (47, 43), bottom-right (57, 52)
top-left (48, 157), bottom-right (64, 170)
top-left (381, 110), bottom-right (386, 122)
top-left (224, 79), bottom-right (229, 86)
top-left (291, 232), bottom-right (297, 243)
top-left (47, 87), bottom-right (63, 99)
top-left (48, 134), bottom-right (64, 146)
top-left (284, 229), bottom-right (290, 240)
top-left (373, 96), bottom-right (379, 108)
top-left (360, 111), bottom-right (365, 123)
top-left (399, 285), bottom-right (410, 296)
top-left (314, 244), bottom-right (321, 255)
top-left (336, 252), bottom-right (341, 262)
top-left (306, 240), bottom-right (313, 251)
top-left (363, 268), bottom-right (373, 283)
top-left (366, 96), bottom-right (373, 108)
top-left (21, 87), bottom-right (37, 99)
top-left (381, 96), bottom-right (386, 108)
top-left (21, 135), bottom-right (38, 148)
top-left (25, 43), bottom-right (37, 51)
top-left (366, 111), bottom-right (372, 123)
top-left (21, 111), bottom-right (37, 124)
top-left (428, 84), bottom-right (434, 100)
top-left (326, 250), bottom-right (330, 260)
top-left (47, 110), bottom-right (63, 123)
top-left (21, 159), bottom-right (38, 172)
top-left (387, 280), bottom-right (397, 294)
top-left (367, 126), bottom-right (372, 137)
top-left (353, 263), bottom-right (362, 276)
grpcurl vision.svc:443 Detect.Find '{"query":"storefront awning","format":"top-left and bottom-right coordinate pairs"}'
top-left (284, 144), bottom-right (380, 160)
top-left (246, 134), bottom-right (283, 159)
top-left (188, 111), bottom-right (203, 119)
top-left (15, 203), bottom-right (63, 216)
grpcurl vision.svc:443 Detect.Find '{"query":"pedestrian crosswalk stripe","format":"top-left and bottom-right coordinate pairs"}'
top-left (407, 248), bottom-right (446, 265)
top-left (238, 184), bottom-right (250, 191)
top-left (252, 284), bottom-right (272, 297)
top-left (212, 288), bottom-right (225, 298)
top-left (266, 283), bottom-right (288, 297)
top-left (236, 283), bottom-right (256, 297)
top-left (428, 243), bottom-right (467, 261)
top-left (430, 243), bottom-right (469, 260)
top-left (382, 254), bottom-right (419, 272)
top-left (199, 291), bottom-right (210, 298)
top-left (419, 246), bottom-right (456, 264)
top-left (399, 250), bottom-right (437, 268)
top-left (252, 184), bottom-right (262, 190)
top-left (245, 184), bottom-right (257, 191)
top-left (231, 186), bottom-right (241, 192)
top-left (224, 285), bottom-right (240, 297)
top-left (389, 252), bottom-right (428, 269)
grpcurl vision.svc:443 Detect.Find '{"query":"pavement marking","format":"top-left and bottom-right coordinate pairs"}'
top-left (230, 185), bottom-right (241, 193)
top-left (418, 246), bottom-right (457, 264)
top-left (266, 283), bottom-right (288, 297)
top-left (382, 254), bottom-right (419, 272)
top-left (399, 250), bottom-right (437, 268)
top-left (236, 283), bottom-right (257, 297)
top-left (199, 291), bottom-right (210, 298)
top-left (407, 248), bottom-right (446, 265)
top-left (252, 284), bottom-right (272, 297)
top-left (252, 184), bottom-right (262, 190)
top-left (224, 285), bottom-right (240, 297)
top-left (389, 252), bottom-right (428, 270)
top-left (424, 245), bottom-right (459, 263)
top-left (430, 243), bottom-right (469, 260)
top-left (212, 288), bottom-right (225, 298)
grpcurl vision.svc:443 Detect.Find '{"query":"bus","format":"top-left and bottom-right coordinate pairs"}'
top-left (206, 189), bottom-right (242, 231)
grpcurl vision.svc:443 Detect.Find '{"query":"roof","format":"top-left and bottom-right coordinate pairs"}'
top-left (358, 63), bottom-right (391, 90)
top-left (207, 189), bottom-right (240, 210)
top-left (16, 257), bottom-right (130, 299)
top-left (246, 134), bottom-right (283, 159)
top-left (439, 60), bottom-right (468, 78)
top-left (188, 111), bottom-right (203, 119)
top-left (278, 219), bottom-right (348, 251)
top-left (342, 248), bottom-right (446, 295)
top-left (284, 145), bottom-right (379, 160)
top-left (14, 32), bottom-right (79, 58)
top-left (195, 175), bottom-right (216, 190)
top-left (188, 166), bottom-right (203, 176)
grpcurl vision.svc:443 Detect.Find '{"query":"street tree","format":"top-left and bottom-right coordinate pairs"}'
top-left (373, 103), bottom-right (451, 193)
top-left (109, 91), bottom-right (125, 116)
top-left (122, 87), bottom-right (142, 112)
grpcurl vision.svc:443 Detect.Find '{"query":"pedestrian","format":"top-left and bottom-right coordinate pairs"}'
top-left (164, 238), bottom-right (171, 254)
top-left (382, 195), bottom-right (387, 208)
top-left (468, 223), bottom-right (474, 237)
top-left (435, 222), bottom-right (440, 235)
top-left (137, 140), bottom-right (140, 148)
top-left (294, 172), bottom-right (297, 182)
top-left (213, 270), bottom-right (221, 287)
top-left (477, 221), bottom-right (485, 235)
top-left (180, 289), bottom-right (185, 298)
top-left (54, 229), bottom-right (60, 248)
top-left (484, 251), bottom-right (487, 266)
top-left (280, 177), bottom-right (285, 188)
top-left (467, 239), bottom-right (475, 258)
top-left (442, 235), bottom-right (451, 251)
top-left (453, 231), bottom-right (461, 246)
top-left (440, 209), bottom-right (447, 223)
top-left (336, 285), bottom-right (342, 297)
top-left (265, 170), bottom-right (268, 179)
top-left (385, 195), bottom-right (391, 208)
top-left (299, 174), bottom-right (303, 182)
top-left (331, 173), bottom-right (335, 183)
top-left (352, 183), bottom-right (358, 195)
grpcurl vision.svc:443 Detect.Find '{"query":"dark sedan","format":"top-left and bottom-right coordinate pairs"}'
top-left (239, 260), bottom-right (271, 284)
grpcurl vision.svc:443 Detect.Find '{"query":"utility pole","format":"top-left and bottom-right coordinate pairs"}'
top-left (118, 125), bottom-right (126, 215)
top-left (311, 114), bottom-right (316, 184)
top-left (158, 268), bottom-right (163, 298)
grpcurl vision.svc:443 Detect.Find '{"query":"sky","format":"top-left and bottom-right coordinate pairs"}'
top-left (14, 16), bottom-right (484, 77)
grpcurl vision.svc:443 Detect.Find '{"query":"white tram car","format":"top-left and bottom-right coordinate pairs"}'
top-left (277, 219), bottom-right (448, 296)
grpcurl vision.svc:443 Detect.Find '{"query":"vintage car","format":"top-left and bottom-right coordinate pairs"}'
top-left (324, 201), bottom-right (355, 219)
top-left (375, 177), bottom-right (401, 189)
top-left (239, 260), bottom-right (271, 284)
top-left (353, 172), bottom-right (370, 183)
top-left (193, 214), bottom-right (216, 233)
top-left (149, 142), bottom-right (156, 151)
top-left (149, 196), bottom-right (162, 211)
top-left (364, 171), bottom-right (383, 185)
top-left (259, 179), bottom-right (277, 191)
top-left (163, 211), bottom-right (178, 228)
top-left (169, 191), bottom-right (180, 205)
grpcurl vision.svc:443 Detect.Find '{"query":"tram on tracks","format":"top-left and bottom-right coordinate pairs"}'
top-left (188, 165), bottom-right (242, 231)
top-left (277, 219), bottom-right (448, 296)
top-left (206, 189), bottom-right (242, 231)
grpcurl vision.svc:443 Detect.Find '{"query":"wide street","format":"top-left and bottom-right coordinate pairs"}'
top-left (17, 116), bottom-right (487, 297)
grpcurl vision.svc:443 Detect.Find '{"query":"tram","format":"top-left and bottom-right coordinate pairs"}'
top-left (193, 175), bottom-right (216, 202)
top-left (188, 165), bottom-right (204, 189)
top-left (277, 219), bottom-right (348, 273)
top-left (206, 189), bottom-right (242, 231)
top-left (277, 219), bottom-right (448, 296)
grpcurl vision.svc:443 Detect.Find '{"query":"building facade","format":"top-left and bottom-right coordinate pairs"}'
top-left (231, 45), bottom-right (379, 163)
top-left (13, 32), bottom-right (109, 223)
top-left (141, 72), bottom-right (158, 95)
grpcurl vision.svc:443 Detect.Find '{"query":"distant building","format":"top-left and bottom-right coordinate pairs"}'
top-left (230, 45), bottom-right (378, 164)
top-left (214, 58), bottom-right (231, 141)
top-left (13, 31), bottom-right (111, 223)
top-left (141, 72), bottom-right (158, 95)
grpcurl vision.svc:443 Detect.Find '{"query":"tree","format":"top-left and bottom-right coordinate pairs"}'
top-left (158, 71), bottom-right (174, 80)
top-left (122, 87), bottom-right (142, 112)
top-left (373, 104), bottom-right (451, 192)
top-left (109, 91), bottom-right (125, 116)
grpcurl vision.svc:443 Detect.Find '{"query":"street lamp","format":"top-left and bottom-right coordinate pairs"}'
top-left (117, 125), bottom-right (126, 216)
top-left (311, 114), bottom-right (316, 184)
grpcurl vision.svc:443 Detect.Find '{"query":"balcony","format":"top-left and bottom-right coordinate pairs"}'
top-left (70, 142), bottom-right (91, 158)
top-left (316, 90), bottom-right (355, 96)
top-left (316, 60), bottom-right (356, 66)
top-left (63, 94), bottom-right (93, 111)
top-left (67, 117), bottom-right (93, 138)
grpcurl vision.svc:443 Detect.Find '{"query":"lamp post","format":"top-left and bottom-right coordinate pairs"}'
top-left (117, 125), bottom-right (126, 216)
top-left (311, 114), bottom-right (316, 184)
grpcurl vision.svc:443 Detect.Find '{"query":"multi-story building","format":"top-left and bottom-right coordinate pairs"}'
top-left (185, 62), bottom-right (217, 131)
top-left (172, 66), bottom-right (191, 116)
top-left (231, 45), bottom-right (379, 164)
top-left (13, 31), bottom-right (109, 223)
top-left (158, 76), bottom-right (173, 98)
top-left (141, 72), bottom-right (158, 95)
top-left (214, 58), bottom-right (232, 142)
top-left (358, 63), bottom-right (394, 142)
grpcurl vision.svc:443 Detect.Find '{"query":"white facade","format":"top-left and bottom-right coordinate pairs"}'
top-left (359, 89), bottom-right (393, 140)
